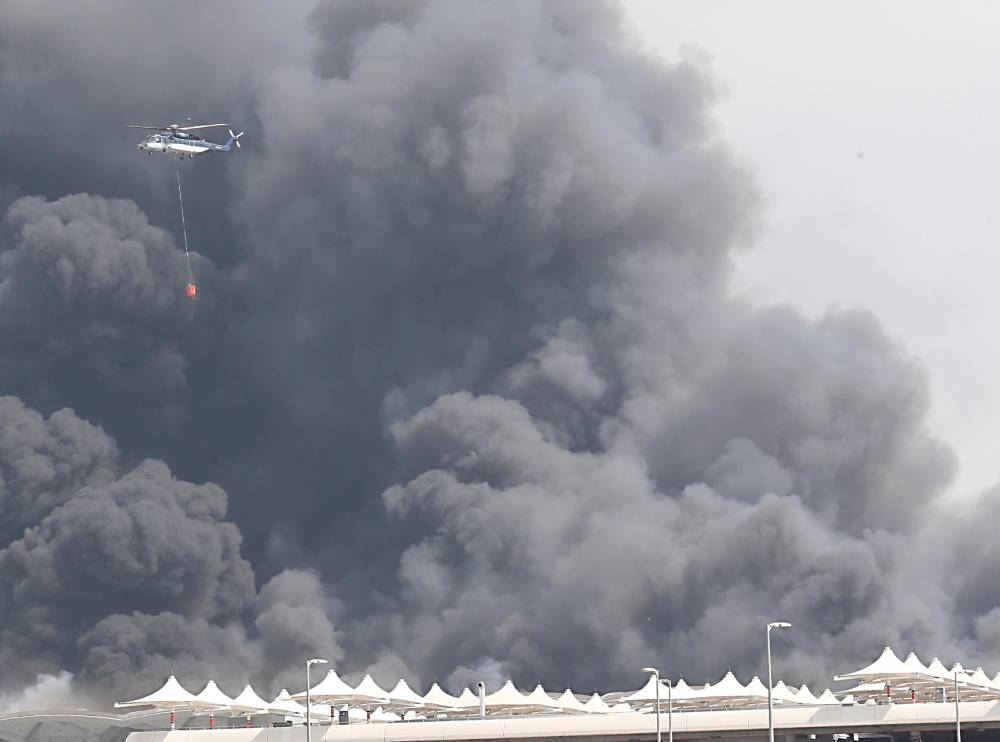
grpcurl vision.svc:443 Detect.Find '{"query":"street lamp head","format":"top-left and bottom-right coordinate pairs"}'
top-left (767, 622), bottom-right (791, 629)
top-left (307, 658), bottom-right (328, 665)
top-left (641, 667), bottom-right (659, 675)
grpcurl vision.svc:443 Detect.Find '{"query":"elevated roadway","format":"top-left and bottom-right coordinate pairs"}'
top-left (126, 702), bottom-right (1000, 742)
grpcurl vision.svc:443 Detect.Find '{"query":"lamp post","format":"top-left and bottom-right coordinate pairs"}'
top-left (642, 667), bottom-right (672, 742)
top-left (766, 622), bottom-right (791, 742)
top-left (306, 658), bottom-right (328, 742)
top-left (641, 668), bottom-right (661, 742)
top-left (954, 670), bottom-right (961, 742)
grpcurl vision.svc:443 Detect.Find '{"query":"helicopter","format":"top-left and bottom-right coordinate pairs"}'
top-left (127, 121), bottom-right (244, 159)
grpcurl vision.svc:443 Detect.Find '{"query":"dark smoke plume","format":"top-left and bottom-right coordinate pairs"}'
top-left (0, 0), bottom-right (995, 706)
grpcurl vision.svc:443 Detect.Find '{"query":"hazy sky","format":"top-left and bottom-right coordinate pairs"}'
top-left (623, 0), bottom-right (1000, 500)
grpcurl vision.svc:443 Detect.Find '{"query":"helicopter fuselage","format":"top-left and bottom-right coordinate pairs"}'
top-left (137, 132), bottom-right (237, 158)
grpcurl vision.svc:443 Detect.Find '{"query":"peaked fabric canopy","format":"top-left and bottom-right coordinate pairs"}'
top-left (193, 681), bottom-right (233, 710)
top-left (115, 676), bottom-right (199, 709)
top-left (794, 685), bottom-right (821, 705)
top-left (960, 668), bottom-right (1000, 699)
top-left (269, 689), bottom-right (314, 718)
top-left (835, 647), bottom-right (912, 682)
top-left (743, 676), bottom-right (770, 699)
top-left (926, 658), bottom-right (952, 681)
top-left (770, 681), bottom-right (799, 704)
top-left (229, 685), bottom-right (271, 715)
top-left (693, 671), bottom-right (760, 706)
top-left (556, 689), bottom-right (590, 714)
top-left (292, 670), bottom-right (355, 701)
top-left (352, 674), bottom-right (391, 706)
top-left (624, 675), bottom-right (665, 706)
top-left (903, 653), bottom-right (931, 677)
top-left (671, 679), bottom-right (699, 703)
top-left (522, 685), bottom-right (561, 712)
top-left (387, 679), bottom-right (424, 709)
top-left (421, 683), bottom-right (467, 710)
top-left (583, 693), bottom-right (612, 713)
top-left (456, 688), bottom-right (479, 710)
top-left (966, 668), bottom-right (994, 690)
top-left (840, 681), bottom-right (889, 696)
top-left (816, 689), bottom-right (841, 705)
top-left (484, 681), bottom-right (529, 713)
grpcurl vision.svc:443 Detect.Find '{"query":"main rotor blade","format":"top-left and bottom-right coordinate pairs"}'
top-left (126, 124), bottom-right (167, 130)
top-left (177, 123), bottom-right (228, 131)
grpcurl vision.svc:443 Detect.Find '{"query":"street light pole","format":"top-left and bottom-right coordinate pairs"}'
top-left (306, 658), bottom-right (328, 742)
top-left (955, 670), bottom-right (961, 742)
top-left (641, 667), bottom-right (661, 742)
top-left (666, 676), bottom-right (673, 742)
top-left (766, 622), bottom-right (792, 742)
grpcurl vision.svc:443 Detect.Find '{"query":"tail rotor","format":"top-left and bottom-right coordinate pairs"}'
top-left (228, 128), bottom-right (244, 149)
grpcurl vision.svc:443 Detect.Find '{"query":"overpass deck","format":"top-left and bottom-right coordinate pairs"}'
top-left (127, 702), bottom-right (1000, 742)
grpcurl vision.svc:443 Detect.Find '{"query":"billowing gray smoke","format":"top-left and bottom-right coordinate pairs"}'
top-left (0, 0), bottom-right (995, 707)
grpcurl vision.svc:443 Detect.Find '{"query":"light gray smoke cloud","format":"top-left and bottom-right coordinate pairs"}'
top-left (0, 0), bottom-right (995, 707)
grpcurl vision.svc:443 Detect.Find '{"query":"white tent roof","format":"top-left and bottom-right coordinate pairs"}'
top-left (952, 665), bottom-right (973, 688)
top-left (794, 685), bottom-right (820, 704)
top-left (992, 672), bottom-right (1000, 689)
top-left (229, 685), bottom-right (271, 715)
top-left (193, 681), bottom-right (233, 710)
top-left (608, 702), bottom-right (632, 713)
top-left (623, 675), bottom-right (663, 706)
top-left (966, 668), bottom-right (995, 691)
top-left (352, 674), bottom-right (391, 706)
top-left (269, 690), bottom-right (313, 718)
top-left (816, 689), bottom-right (841, 705)
top-left (743, 676), bottom-right (770, 700)
top-left (555, 689), bottom-right (590, 714)
top-left (115, 676), bottom-right (198, 709)
top-left (926, 658), bottom-right (953, 681)
top-left (456, 688), bottom-right (479, 711)
top-left (583, 693), bottom-right (612, 713)
top-left (839, 681), bottom-right (889, 696)
top-left (835, 647), bottom-right (912, 682)
top-left (693, 671), bottom-right (756, 705)
top-left (268, 690), bottom-right (301, 715)
top-left (671, 679), bottom-right (699, 702)
top-left (903, 653), bottom-right (931, 677)
top-left (387, 679), bottom-right (424, 709)
top-left (695, 671), bottom-right (744, 697)
top-left (484, 681), bottom-right (528, 712)
top-left (292, 669), bottom-right (355, 701)
top-left (421, 683), bottom-right (467, 710)
top-left (522, 685), bottom-right (562, 712)
top-left (770, 681), bottom-right (799, 704)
